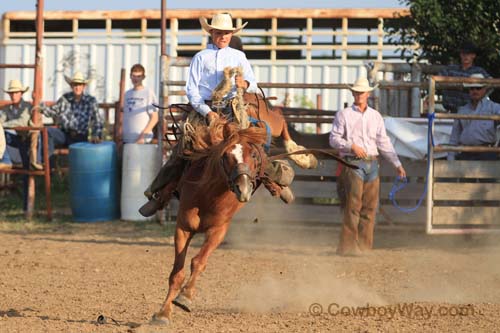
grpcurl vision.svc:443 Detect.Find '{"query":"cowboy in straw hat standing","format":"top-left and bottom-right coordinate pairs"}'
top-left (0, 79), bottom-right (42, 170)
top-left (448, 73), bottom-right (500, 161)
top-left (40, 71), bottom-right (103, 159)
top-left (330, 76), bottom-right (406, 256)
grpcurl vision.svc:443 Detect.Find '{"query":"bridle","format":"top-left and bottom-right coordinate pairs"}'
top-left (221, 141), bottom-right (268, 195)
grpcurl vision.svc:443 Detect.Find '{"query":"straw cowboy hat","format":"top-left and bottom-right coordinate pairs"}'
top-left (199, 13), bottom-right (248, 34)
top-left (463, 73), bottom-right (487, 88)
top-left (64, 71), bottom-right (89, 85)
top-left (3, 79), bottom-right (29, 93)
top-left (349, 77), bottom-right (378, 92)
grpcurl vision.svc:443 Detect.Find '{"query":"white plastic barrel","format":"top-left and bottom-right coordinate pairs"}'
top-left (121, 143), bottom-right (161, 221)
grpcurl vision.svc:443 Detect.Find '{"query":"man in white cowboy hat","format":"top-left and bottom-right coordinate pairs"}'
top-left (330, 76), bottom-right (406, 256)
top-left (0, 79), bottom-right (37, 170)
top-left (186, 12), bottom-right (257, 123)
top-left (448, 73), bottom-right (500, 161)
top-left (41, 71), bottom-right (103, 158)
top-left (139, 12), bottom-right (260, 217)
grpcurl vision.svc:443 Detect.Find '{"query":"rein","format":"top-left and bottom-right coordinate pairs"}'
top-left (269, 148), bottom-right (359, 169)
top-left (153, 103), bottom-right (191, 144)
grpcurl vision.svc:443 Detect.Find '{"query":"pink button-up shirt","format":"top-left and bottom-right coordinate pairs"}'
top-left (329, 104), bottom-right (401, 168)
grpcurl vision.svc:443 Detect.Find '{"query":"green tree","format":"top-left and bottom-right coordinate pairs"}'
top-left (385, 0), bottom-right (500, 79)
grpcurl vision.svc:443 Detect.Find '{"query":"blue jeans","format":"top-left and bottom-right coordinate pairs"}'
top-left (0, 130), bottom-right (29, 167)
top-left (347, 159), bottom-right (379, 182)
top-left (1, 130), bottom-right (30, 210)
top-left (43, 128), bottom-right (87, 165)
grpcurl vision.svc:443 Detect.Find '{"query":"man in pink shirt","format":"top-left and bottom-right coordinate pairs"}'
top-left (330, 77), bottom-right (406, 256)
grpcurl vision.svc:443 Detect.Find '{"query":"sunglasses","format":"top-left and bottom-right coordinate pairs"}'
top-left (468, 87), bottom-right (484, 91)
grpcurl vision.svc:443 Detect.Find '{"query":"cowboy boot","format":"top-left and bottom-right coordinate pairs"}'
top-left (140, 148), bottom-right (187, 217)
top-left (262, 180), bottom-right (295, 204)
top-left (139, 180), bottom-right (178, 217)
top-left (263, 160), bottom-right (295, 204)
top-left (29, 131), bottom-right (43, 170)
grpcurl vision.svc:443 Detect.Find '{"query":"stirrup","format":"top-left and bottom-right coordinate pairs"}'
top-left (138, 195), bottom-right (162, 218)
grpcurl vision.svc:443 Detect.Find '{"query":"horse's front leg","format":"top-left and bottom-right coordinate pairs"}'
top-left (151, 226), bottom-right (192, 325)
top-left (173, 223), bottom-right (230, 312)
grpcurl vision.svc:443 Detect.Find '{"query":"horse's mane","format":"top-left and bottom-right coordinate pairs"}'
top-left (183, 118), bottom-right (267, 188)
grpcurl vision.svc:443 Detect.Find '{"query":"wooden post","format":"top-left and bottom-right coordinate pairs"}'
top-left (114, 68), bottom-right (126, 153)
top-left (26, 0), bottom-right (44, 220)
top-left (157, 0), bottom-right (168, 224)
top-left (316, 94), bottom-right (322, 134)
top-left (411, 63), bottom-right (422, 117)
top-left (42, 127), bottom-right (51, 220)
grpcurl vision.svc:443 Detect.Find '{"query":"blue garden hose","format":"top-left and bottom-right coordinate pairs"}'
top-left (389, 112), bottom-right (435, 213)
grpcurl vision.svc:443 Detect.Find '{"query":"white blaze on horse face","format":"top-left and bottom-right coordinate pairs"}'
top-left (231, 144), bottom-right (244, 164)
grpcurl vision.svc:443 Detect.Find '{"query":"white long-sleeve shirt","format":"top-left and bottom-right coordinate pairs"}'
top-left (330, 104), bottom-right (402, 169)
top-left (185, 44), bottom-right (257, 117)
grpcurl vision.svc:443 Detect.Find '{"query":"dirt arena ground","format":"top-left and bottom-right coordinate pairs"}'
top-left (1, 219), bottom-right (500, 332)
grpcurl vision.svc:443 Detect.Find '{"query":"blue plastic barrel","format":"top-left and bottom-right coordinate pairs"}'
top-left (69, 141), bottom-right (119, 222)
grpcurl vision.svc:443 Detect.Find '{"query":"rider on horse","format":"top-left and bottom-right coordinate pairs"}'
top-left (139, 12), bottom-right (294, 217)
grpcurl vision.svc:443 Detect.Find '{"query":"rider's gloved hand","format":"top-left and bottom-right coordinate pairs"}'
top-left (235, 74), bottom-right (249, 90)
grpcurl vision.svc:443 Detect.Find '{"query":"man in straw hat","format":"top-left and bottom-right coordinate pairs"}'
top-left (139, 12), bottom-right (260, 217)
top-left (0, 79), bottom-right (39, 170)
top-left (330, 76), bottom-right (406, 256)
top-left (448, 73), bottom-right (500, 161)
top-left (41, 71), bottom-right (103, 158)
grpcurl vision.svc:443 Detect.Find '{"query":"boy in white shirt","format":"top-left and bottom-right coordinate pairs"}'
top-left (123, 64), bottom-right (158, 144)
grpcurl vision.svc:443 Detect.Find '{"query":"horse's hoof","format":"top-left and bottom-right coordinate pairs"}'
top-left (150, 313), bottom-right (170, 326)
top-left (173, 294), bottom-right (192, 312)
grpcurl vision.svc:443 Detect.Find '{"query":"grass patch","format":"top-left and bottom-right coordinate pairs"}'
top-left (0, 173), bottom-right (175, 238)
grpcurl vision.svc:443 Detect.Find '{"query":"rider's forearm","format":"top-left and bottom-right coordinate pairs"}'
top-left (191, 102), bottom-right (212, 117)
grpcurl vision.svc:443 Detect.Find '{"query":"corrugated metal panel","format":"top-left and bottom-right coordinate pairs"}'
top-left (1, 39), bottom-right (365, 112)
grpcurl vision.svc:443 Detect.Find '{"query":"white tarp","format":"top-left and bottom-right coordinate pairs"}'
top-left (384, 117), bottom-right (453, 160)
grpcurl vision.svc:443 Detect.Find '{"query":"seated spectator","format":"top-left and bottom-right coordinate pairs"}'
top-left (123, 64), bottom-right (158, 144)
top-left (439, 41), bottom-right (491, 113)
top-left (448, 73), bottom-right (500, 161)
top-left (41, 72), bottom-right (103, 159)
top-left (0, 79), bottom-right (35, 169)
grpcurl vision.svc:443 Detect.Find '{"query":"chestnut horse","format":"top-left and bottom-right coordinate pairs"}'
top-left (151, 119), bottom-right (268, 324)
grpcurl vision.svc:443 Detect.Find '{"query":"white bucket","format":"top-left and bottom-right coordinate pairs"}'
top-left (121, 143), bottom-right (161, 221)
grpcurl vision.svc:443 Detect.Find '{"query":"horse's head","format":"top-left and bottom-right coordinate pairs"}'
top-left (221, 140), bottom-right (265, 202)
top-left (185, 119), bottom-right (268, 202)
